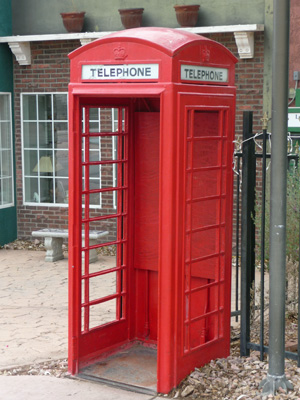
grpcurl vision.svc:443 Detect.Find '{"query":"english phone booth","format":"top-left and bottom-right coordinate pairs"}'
top-left (68, 27), bottom-right (237, 394)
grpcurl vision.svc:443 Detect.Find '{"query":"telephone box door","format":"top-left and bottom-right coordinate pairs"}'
top-left (69, 102), bottom-right (131, 372)
top-left (174, 93), bottom-right (235, 384)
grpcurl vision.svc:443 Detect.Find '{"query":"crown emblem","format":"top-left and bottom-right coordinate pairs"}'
top-left (113, 46), bottom-right (128, 60)
top-left (201, 46), bottom-right (210, 62)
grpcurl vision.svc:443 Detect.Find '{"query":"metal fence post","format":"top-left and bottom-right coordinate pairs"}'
top-left (240, 111), bottom-right (256, 357)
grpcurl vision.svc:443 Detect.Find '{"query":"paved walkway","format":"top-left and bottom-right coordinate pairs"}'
top-left (0, 249), bottom-right (156, 399)
top-left (0, 249), bottom-right (68, 369)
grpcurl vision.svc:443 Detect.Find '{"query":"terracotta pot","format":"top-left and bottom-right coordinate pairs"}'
top-left (174, 5), bottom-right (200, 27)
top-left (118, 8), bottom-right (144, 29)
top-left (60, 12), bottom-right (86, 33)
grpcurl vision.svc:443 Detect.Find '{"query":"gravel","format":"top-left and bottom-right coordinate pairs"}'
top-left (1, 328), bottom-right (300, 399)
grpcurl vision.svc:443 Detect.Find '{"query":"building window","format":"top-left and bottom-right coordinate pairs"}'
top-left (22, 93), bottom-right (68, 206)
top-left (0, 93), bottom-right (14, 208)
top-left (22, 94), bottom-right (119, 208)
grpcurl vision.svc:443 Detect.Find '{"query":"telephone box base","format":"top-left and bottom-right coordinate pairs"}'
top-left (77, 343), bottom-right (157, 395)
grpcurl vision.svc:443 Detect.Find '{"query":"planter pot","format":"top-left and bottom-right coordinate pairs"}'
top-left (174, 5), bottom-right (200, 27)
top-left (60, 12), bottom-right (86, 33)
top-left (118, 8), bottom-right (144, 29)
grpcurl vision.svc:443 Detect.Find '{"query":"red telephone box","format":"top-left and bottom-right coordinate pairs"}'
top-left (68, 27), bottom-right (237, 394)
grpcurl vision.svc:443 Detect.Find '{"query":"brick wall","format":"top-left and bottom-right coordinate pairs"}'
top-left (13, 33), bottom-right (265, 239)
top-left (14, 40), bottom-right (79, 238)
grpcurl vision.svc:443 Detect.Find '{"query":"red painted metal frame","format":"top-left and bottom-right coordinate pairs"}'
top-left (68, 27), bottom-right (237, 394)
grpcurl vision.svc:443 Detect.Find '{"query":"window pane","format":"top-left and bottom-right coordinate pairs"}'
top-left (22, 95), bottom-right (37, 120)
top-left (39, 150), bottom-right (54, 175)
top-left (25, 177), bottom-right (38, 202)
top-left (40, 178), bottom-right (53, 203)
top-left (39, 122), bottom-right (52, 148)
top-left (24, 150), bottom-right (38, 175)
top-left (0, 94), bottom-right (10, 119)
top-left (53, 94), bottom-right (67, 120)
top-left (54, 122), bottom-right (68, 149)
top-left (55, 178), bottom-right (68, 203)
top-left (0, 122), bottom-right (11, 149)
top-left (23, 122), bottom-right (38, 148)
top-left (2, 150), bottom-right (11, 176)
top-left (2, 178), bottom-right (12, 204)
top-left (55, 150), bottom-right (68, 177)
top-left (38, 94), bottom-right (52, 120)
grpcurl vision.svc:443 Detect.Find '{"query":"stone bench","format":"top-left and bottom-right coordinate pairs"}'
top-left (32, 228), bottom-right (109, 263)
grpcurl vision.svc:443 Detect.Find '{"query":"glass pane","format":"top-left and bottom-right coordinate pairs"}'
top-left (194, 111), bottom-right (219, 137)
top-left (89, 107), bottom-right (99, 120)
top-left (53, 94), bottom-right (67, 120)
top-left (22, 95), bottom-right (37, 120)
top-left (88, 218), bottom-right (117, 244)
top-left (55, 178), bottom-right (68, 203)
top-left (54, 122), bottom-right (68, 149)
top-left (112, 108), bottom-right (118, 132)
top-left (122, 108), bottom-right (125, 132)
top-left (2, 150), bottom-right (12, 177)
top-left (40, 178), bottom-right (53, 203)
top-left (191, 228), bottom-right (219, 260)
top-left (0, 94), bottom-right (10, 119)
top-left (88, 136), bottom-right (118, 162)
top-left (89, 272), bottom-right (117, 301)
top-left (25, 177), bottom-right (38, 202)
top-left (0, 122), bottom-right (11, 149)
top-left (192, 169), bottom-right (220, 198)
top-left (89, 137), bottom-right (101, 161)
top-left (89, 191), bottom-right (101, 206)
top-left (193, 140), bottom-right (221, 168)
top-left (101, 190), bottom-right (117, 211)
top-left (89, 121), bottom-right (100, 133)
top-left (190, 198), bottom-right (220, 229)
top-left (88, 107), bottom-right (100, 133)
top-left (88, 299), bottom-right (117, 329)
top-left (101, 164), bottom-right (117, 189)
top-left (38, 150), bottom-right (53, 175)
top-left (23, 122), bottom-right (37, 148)
top-left (2, 178), bottom-right (12, 204)
top-left (89, 164), bottom-right (101, 180)
top-left (24, 150), bottom-right (38, 175)
top-left (99, 108), bottom-right (113, 133)
top-left (38, 94), bottom-right (52, 120)
top-left (55, 150), bottom-right (68, 177)
top-left (83, 177), bottom-right (99, 191)
top-left (39, 122), bottom-right (52, 148)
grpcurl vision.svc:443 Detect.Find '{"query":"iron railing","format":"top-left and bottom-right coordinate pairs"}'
top-left (232, 111), bottom-right (300, 365)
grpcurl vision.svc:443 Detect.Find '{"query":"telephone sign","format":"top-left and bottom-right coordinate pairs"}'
top-left (82, 63), bottom-right (159, 81)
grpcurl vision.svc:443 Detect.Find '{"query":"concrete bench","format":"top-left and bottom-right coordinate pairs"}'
top-left (32, 228), bottom-right (109, 263)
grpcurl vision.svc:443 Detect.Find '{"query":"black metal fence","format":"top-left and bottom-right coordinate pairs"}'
top-left (232, 111), bottom-right (300, 365)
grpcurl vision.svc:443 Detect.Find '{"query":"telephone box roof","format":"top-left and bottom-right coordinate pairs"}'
top-left (69, 27), bottom-right (237, 62)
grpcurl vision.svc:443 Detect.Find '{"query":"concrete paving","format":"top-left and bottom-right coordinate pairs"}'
top-left (0, 249), bottom-right (69, 369)
top-left (0, 249), bottom-right (159, 399)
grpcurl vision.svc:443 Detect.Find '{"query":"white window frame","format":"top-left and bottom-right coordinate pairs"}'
top-left (21, 92), bottom-right (69, 207)
top-left (0, 92), bottom-right (14, 209)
